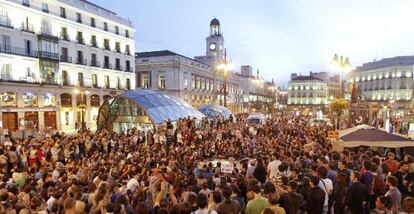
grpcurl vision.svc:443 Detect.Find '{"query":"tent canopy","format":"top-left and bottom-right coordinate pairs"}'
top-left (334, 125), bottom-right (414, 150)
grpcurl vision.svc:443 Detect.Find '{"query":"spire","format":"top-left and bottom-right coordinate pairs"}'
top-left (257, 69), bottom-right (259, 78)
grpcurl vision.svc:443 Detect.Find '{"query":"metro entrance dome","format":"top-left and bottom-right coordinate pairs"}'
top-left (97, 90), bottom-right (204, 132)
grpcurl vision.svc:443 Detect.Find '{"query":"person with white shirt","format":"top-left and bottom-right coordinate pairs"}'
top-left (317, 166), bottom-right (333, 214)
top-left (267, 152), bottom-right (282, 180)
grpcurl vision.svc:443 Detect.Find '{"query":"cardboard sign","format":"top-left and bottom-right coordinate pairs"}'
top-left (221, 161), bottom-right (234, 174)
top-left (327, 131), bottom-right (339, 139)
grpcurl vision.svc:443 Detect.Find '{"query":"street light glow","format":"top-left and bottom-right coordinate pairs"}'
top-left (73, 88), bottom-right (80, 94)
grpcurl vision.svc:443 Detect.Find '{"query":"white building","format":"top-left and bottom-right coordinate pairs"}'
top-left (0, 0), bottom-right (135, 135)
top-left (288, 75), bottom-right (329, 105)
top-left (136, 18), bottom-right (242, 113)
top-left (348, 56), bottom-right (414, 114)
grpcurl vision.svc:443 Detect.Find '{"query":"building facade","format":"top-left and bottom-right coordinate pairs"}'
top-left (239, 66), bottom-right (275, 112)
top-left (288, 75), bottom-right (329, 105)
top-left (348, 56), bottom-right (414, 115)
top-left (0, 0), bottom-right (135, 135)
top-left (136, 19), bottom-right (242, 113)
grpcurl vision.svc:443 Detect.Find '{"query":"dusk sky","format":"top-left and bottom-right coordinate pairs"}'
top-left (95, 0), bottom-right (414, 87)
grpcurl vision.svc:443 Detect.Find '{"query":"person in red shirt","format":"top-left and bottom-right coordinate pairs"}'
top-left (384, 153), bottom-right (399, 175)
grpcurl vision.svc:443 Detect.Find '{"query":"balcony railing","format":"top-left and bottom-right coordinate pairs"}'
top-left (103, 63), bottom-right (113, 69)
top-left (125, 67), bottom-right (133, 72)
top-left (0, 44), bottom-right (38, 58)
top-left (22, 0), bottom-right (30, 7)
top-left (90, 41), bottom-right (98, 48)
top-left (115, 48), bottom-right (121, 53)
top-left (76, 58), bottom-right (87, 65)
top-left (90, 61), bottom-right (100, 67)
top-left (39, 51), bottom-right (59, 61)
top-left (60, 55), bottom-right (72, 63)
top-left (104, 46), bottom-right (111, 51)
top-left (115, 64), bottom-right (123, 71)
top-left (21, 23), bottom-right (34, 33)
top-left (76, 37), bottom-right (85, 45)
top-left (60, 33), bottom-right (70, 41)
top-left (0, 18), bottom-right (13, 28)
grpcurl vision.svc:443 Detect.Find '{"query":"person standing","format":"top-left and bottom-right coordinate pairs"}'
top-left (305, 176), bottom-right (325, 214)
top-left (346, 171), bottom-right (369, 214)
top-left (385, 175), bottom-right (402, 213)
top-left (267, 153), bottom-right (281, 180)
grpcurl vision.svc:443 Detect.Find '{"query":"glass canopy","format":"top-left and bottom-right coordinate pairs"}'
top-left (198, 104), bottom-right (233, 119)
top-left (97, 90), bottom-right (205, 132)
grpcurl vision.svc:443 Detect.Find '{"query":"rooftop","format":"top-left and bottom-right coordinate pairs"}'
top-left (354, 55), bottom-right (414, 72)
top-left (291, 75), bottom-right (324, 82)
top-left (135, 50), bottom-right (211, 67)
top-left (57, 0), bottom-right (133, 27)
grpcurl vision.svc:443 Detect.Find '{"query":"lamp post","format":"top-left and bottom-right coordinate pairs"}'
top-left (73, 88), bottom-right (89, 132)
top-left (216, 61), bottom-right (232, 107)
top-left (331, 54), bottom-right (352, 98)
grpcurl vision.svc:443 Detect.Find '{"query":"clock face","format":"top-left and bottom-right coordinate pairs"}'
top-left (209, 43), bottom-right (216, 51)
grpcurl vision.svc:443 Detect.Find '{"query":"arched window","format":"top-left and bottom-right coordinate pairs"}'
top-left (22, 92), bottom-right (38, 107)
top-left (60, 93), bottom-right (72, 107)
top-left (103, 95), bottom-right (111, 102)
top-left (1, 92), bottom-right (17, 106)
top-left (90, 95), bottom-right (100, 107)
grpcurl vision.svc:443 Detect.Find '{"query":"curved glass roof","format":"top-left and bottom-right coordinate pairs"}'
top-left (99, 90), bottom-right (205, 126)
top-left (199, 104), bottom-right (233, 119)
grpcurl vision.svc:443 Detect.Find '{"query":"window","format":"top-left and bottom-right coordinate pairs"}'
top-left (159, 72), bottom-right (166, 89)
top-left (22, 0), bottom-right (30, 7)
top-left (1, 92), bottom-right (16, 106)
top-left (125, 45), bottom-right (130, 55)
top-left (142, 73), bottom-right (149, 89)
top-left (0, 11), bottom-right (11, 28)
top-left (90, 35), bottom-right (97, 47)
top-left (104, 39), bottom-right (110, 50)
top-left (91, 53), bottom-right (97, 66)
top-left (78, 72), bottom-right (84, 86)
top-left (76, 13), bottom-right (82, 23)
top-left (43, 93), bottom-right (56, 106)
top-left (126, 60), bottom-right (130, 72)
top-left (117, 77), bottom-right (121, 89)
top-left (60, 7), bottom-right (66, 18)
top-left (104, 22), bottom-right (108, 31)
top-left (192, 74), bottom-right (195, 89)
top-left (184, 73), bottom-right (188, 89)
top-left (62, 70), bottom-right (69, 85)
top-left (42, 2), bottom-right (49, 13)
top-left (90, 17), bottom-right (95, 27)
top-left (126, 78), bottom-right (131, 90)
top-left (61, 93), bottom-right (72, 107)
top-left (104, 75), bottom-right (110, 88)
top-left (77, 51), bottom-right (84, 65)
top-left (115, 42), bottom-right (120, 53)
top-left (22, 93), bottom-right (37, 107)
top-left (104, 56), bottom-right (110, 68)
top-left (115, 26), bottom-right (119, 35)
top-left (90, 95), bottom-right (100, 107)
top-left (41, 19), bottom-right (50, 35)
top-left (76, 32), bottom-right (84, 44)
top-left (92, 74), bottom-right (97, 87)
top-left (125, 30), bottom-right (129, 38)
top-left (60, 47), bottom-right (68, 62)
top-left (115, 58), bottom-right (121, 70)
top-left (61, 27), bottom-right (69, 40)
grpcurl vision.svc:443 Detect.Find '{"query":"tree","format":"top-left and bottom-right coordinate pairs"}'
top-left (330, 98), bottom-right (350, 130)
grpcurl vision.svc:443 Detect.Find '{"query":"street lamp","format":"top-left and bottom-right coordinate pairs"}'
top-left (331, 54), bottom-right (352, 98)
top-left (216, 61), bottom-right (232, 107)
top-left (252, 78), bottom-right (263, 111)
top-left (73, 88), bottom-right (89, 132)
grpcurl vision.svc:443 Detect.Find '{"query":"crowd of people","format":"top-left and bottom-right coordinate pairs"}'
top-left (0, 113), bottom-right (414, 214)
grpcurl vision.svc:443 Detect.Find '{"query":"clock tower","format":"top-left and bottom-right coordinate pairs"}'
top-left (206, 18), bottom-right (224, 60)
